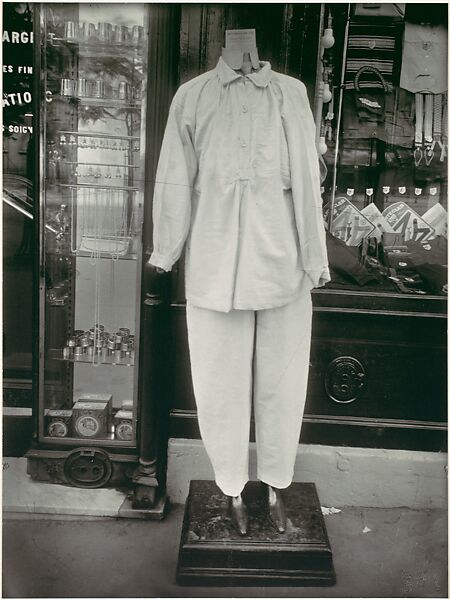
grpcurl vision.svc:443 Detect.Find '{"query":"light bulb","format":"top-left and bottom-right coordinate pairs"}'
top-left (318, 136), bottom-right (327, 155)
top-left (323, 83), bottom-right (332, 103)
top-left (322, 28), bottom-right (335, 49)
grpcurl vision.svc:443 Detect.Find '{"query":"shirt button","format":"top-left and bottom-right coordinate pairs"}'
top-left (242, 105), bottom-right (248, 113)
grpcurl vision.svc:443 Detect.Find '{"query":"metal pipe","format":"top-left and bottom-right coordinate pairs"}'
top-left (328, 4), bottom-right (352, 230)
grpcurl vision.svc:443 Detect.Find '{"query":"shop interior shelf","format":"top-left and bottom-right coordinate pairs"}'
top-left (54, 95), bottom-right (140, 109)
top-left (48, 348), bottom-right (135, 367)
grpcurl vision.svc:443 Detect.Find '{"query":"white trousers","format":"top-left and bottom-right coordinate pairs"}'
top-left (186, 292), bottom-right (313, 497)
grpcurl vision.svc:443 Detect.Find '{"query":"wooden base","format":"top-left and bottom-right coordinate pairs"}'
top-left (176, 480), bottom-right (336, 586)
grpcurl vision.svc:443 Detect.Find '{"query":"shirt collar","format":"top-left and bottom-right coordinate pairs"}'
top-left (216, 56), bottom-right (272, 88)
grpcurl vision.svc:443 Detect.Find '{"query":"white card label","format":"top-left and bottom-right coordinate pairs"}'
top-left (225, 29), bottom-right (257, 52)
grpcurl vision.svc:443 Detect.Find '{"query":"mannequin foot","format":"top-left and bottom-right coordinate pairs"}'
top-left (265, 484), bottom-right (287, 533)
top-left (227, 494), bottom-right (249, 536)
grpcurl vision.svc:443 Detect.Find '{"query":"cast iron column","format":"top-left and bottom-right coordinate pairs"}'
top-left (131, 3), bottom-right (180, 509)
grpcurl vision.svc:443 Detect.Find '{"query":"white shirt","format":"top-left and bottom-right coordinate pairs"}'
top-left (149, 57), bottom-right (330, 312)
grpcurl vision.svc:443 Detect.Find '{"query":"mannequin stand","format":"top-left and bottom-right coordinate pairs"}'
top-left (176, 480), bottom-right (336, 586)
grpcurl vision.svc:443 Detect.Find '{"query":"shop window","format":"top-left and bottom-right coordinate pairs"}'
top-left (318, 4), bottom-right (447, 297)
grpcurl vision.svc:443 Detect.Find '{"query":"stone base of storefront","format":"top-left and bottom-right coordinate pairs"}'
top-left (167, 439), bottom-right (447, 509)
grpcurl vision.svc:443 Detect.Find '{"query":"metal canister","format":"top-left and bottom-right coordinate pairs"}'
top-left (74, 346), bottom-right (84, 360)
top-left (107, 337), bottom-right (116, 352)
top-left (64, 21), bottom-right (77, 40)
top-left (117, 81), bottom-right (130, 101)
top-left (119, 327), bottom-right (130, 342)
top-left (114, 332), bottom-right (123, 345)
top-left (60, 79), bottom-right (75, 97)
top-left (80, 337), bottom-right (90, 349)
top-left (113, 25), bottom-right (129, 44)
top-left (97, 22), bottom-right (112, 42)
top-left (121, 342), bottom-right (129, 352)
top-left (131, 25), bottom-right (144, 44)
top-left (114, 349), bottom-right (123, 361)
top-left (62, 347), bottom-right (71, 359)
top-left (86, 346), bottom-right (94, 359)
top-left (89, 328), bottom-right (96, 340)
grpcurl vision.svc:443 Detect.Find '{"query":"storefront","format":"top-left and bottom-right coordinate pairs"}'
top-left (3, 3), bottom-right (447, 513)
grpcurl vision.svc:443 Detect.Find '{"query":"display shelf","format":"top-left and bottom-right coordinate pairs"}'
top-left (54, 95), bottom-right (139, 109)
top-left (40, 433), bottom-right (135, 447)
top-left (58, 130), bottom-right (140, 141)
top-left (59, 182), bottom-right (139, 191)
top-left (49, 348), bottom-right (135, 366)
top-left (63, 161), bottom-right (139, 169)
top-left (72, 249), bottom-right (138, 261)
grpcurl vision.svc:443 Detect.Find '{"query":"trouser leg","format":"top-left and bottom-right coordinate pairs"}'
top-left (186, 302), bottom-right (255, 497)
top-left (253, 292), bottom-right (313, 489)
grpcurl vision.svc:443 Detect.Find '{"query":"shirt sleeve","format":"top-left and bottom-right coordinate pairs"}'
top-left (149, 98), bottom-right (197, 272)
top-left (282, 81), bottom-right (331, 288)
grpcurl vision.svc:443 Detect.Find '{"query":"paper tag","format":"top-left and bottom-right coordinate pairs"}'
top-left (382, 186), bottom-right (390, 194)
top-left (225, 29), bottom-right (257, 52)
top-left (366, 188), bottom-right (373, 196)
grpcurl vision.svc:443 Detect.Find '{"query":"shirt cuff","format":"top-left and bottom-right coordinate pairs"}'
top-left (306, 267), bottom-right (331, 288)
top-left (148, 251), bottom-right (174, 272)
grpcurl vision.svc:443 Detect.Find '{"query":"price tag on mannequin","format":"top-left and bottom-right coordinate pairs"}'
top-left (223, 29), bottom-right (259, 72)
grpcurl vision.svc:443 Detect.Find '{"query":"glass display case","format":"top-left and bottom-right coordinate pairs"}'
top-left (37, 3), bottom-right (148, 447)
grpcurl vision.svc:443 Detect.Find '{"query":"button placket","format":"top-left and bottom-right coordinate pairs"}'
top-left (237, 80), bottom-right (251, 173)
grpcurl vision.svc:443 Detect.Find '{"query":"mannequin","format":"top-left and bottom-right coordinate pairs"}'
top-left (149, 29), bottom-right (330, 537)
top-left (219, 40), bottom-right (286, 537)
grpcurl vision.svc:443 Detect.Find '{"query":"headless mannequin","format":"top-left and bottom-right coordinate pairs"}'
top-left (154, 39), bottom-right (288, 538)
top-left (220, 43), bottom-right (287, 537)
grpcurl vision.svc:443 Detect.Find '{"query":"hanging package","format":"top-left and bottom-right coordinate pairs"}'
top-left (341, 67), bottom-right (391, 167)
top-left (354, 66), bottom-right (390, 124)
